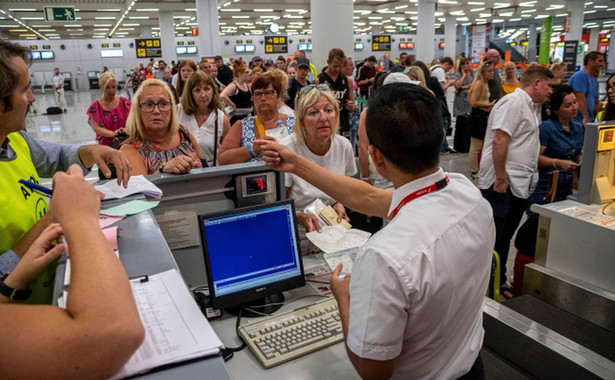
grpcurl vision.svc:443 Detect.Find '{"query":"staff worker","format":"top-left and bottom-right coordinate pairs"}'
top-left (259, 83), bottom-right (494, 379)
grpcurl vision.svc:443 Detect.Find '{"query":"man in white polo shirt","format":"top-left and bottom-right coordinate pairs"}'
top-left (478, 65), bottom-right (554, 297)
top-left (52, 67), bottom-right (67, 112)
top-left (259, 83), bottom-right (494, 379)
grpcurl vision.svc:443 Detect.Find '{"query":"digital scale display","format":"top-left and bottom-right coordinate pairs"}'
top-left (598, 126), bottom-right (615, 151)
top-left (245, 175), bottom-right (268, 195)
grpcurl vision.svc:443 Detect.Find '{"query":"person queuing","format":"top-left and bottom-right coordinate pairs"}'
top-left (287, 58), bottom-right (311, 110)
top-left (86, 72), bottom-right (131, 147)
top-left (477, 65), bottom-right (554, 299)
top-left (282, 84), bottom-right (356, 252)
top-left (178, 71), bottom-right (231, 167)
top-left (597, 73), bottom-right (615, 122)
top-left (501, 62), bottom-right (520, 96)
top-left (175, 59), bottom-right (197, 98)
top-left (467, 61), bottom-right (496, 180)
top-left (214, 56), bottom-right (233, 86)
top-left (121, 79), bottom-right (203, 174)
top-left (258, 83), bottom-right (494, 380)
top-left (218, 73), bottom-right (295, 165)
top-left (220, 60), bottom-right (253, 125)
top-left (317, 48), bottom-right (355, 138)
top-left (485, 49), bottom-right (503, 102)
top-left (569, 51), bottom-right (605, 125)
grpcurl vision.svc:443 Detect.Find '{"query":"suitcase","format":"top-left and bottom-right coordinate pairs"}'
top-left (453, 114), bottom-right (470, 153)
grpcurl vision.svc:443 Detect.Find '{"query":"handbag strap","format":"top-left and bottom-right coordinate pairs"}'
top-left (212, 110), bottom-right (219, 167)
top-left (543, 170), bottom-right (559, 204)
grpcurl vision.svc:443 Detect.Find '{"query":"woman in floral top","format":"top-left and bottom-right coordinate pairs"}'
top-left (121, 79), bottom-right (204, 175)
top-left (87, 72), bottom-right (131, 146)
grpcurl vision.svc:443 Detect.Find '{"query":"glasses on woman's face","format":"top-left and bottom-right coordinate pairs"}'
top-left (253, 89), bottom-right (277, 99)
top-left (299, 83), bottom-right (330, 96)
top-left (139, 101), bottom-right (171, 112)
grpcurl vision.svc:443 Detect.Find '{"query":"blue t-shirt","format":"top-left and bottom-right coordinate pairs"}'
top-left (539, 118), bottom-right (584, 163)
top-left (568, 69), bottom-right (599, 123)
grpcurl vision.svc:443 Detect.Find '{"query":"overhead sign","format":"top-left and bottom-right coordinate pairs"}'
top-left (135, 38), bottom-right (162, 58)
top-left (372, 35), bottom-right (391, 51)
top-left (44, 7), bottom-right (76, 22)
top-left (264, 35), bottom-right (287, 54)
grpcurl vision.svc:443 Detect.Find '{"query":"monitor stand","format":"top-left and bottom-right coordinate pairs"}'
top-left (225, 293), bottom-right (285, 318)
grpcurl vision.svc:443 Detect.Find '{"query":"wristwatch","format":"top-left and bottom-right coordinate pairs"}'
top-left (0, 273), bottom-right (32, 301)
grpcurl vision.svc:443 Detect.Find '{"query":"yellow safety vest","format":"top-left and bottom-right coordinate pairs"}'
top-left (0, 132), bottom-right (55, 304)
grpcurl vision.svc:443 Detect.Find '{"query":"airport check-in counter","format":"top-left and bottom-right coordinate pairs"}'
top-left (482, 122), bottom-right (615, 379)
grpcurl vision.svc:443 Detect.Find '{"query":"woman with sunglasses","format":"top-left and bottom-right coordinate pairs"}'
top-left (218, 73), bottom-right (295, 164)
top-left (280, 84), bottom-right (357, 249)
top-left (120, 79), bottom-right (204, 175)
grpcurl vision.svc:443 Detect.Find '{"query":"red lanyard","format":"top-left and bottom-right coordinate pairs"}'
top-left (390, 176), bottom-right (449, 219)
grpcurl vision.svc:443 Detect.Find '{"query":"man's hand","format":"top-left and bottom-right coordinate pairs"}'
top-left (79, 145), bottom-right (132, 188)
top-left (493, 175), bottom-right (510, 193)
top-left (257, 139), bottom-right (300, 173)
top-left (330, 263), bottom-right (351, 307)
top-left (51, 165), bottom-right (101, 228)
top-left (4, 224), bottom-right (65, 292)
top-left (332, 202), bottom-right (350, 223)
top-left (160, 155), bottom-right (194, 174)
top-left (296, 211), bottom-right (321, 232)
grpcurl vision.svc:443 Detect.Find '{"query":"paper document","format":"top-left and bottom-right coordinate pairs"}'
top-left (99, 214), bottom-right (125, 229)
top-left (306, 225), bottom-right (371, 253)
top-left (323, 247), bottom-right (359, 274)
top-left (101, 200), bottom-right (159, 216)
top-left (111, 269), bottom-right (224, 379)
top-left (95, 175), bottom-right (163, 200)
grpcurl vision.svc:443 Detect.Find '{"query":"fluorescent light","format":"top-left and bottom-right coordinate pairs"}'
top-left (9, 8), bottom-right (37, 12)
top-left (128, 16), bottom-right (149, 19)
top-left (99, 9), bottom-right (121, 12)
top-left (136, 8), bottom-right (158, 11)
top-left (21, 17), bottom-right (45, 20)
top-left (32, 24), bottom-right (51, 27)
top-left (64, 24), bottom-right (83, 27)
top-left (95, 17), bottom-right (116, 20)
top-left (470, 7), bottom-right (485, 12)
top-left (467, 1), bottom-right (484, 4)
top-left (232, 15), bottom-right (250, 18)
top-left (535, 14), bottom-right (550, 19)
top-left (254, 9), bottom-right (274, 12)
top-left (220, 8), bottom-right (241, 12)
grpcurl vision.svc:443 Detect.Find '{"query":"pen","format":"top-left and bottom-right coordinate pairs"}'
top-left (18, 179), bottom-right (53, 197)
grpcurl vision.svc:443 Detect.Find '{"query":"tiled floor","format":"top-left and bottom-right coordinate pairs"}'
top-left (26, 89), bottom-right (518, 286)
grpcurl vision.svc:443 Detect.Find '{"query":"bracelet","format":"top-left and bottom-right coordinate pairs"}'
top-left (0, 273), bottom-right (32, 301)
top-left (246, 143), bottom-right (256, 158)
top-left (360, 176), bottom-right (370, 181)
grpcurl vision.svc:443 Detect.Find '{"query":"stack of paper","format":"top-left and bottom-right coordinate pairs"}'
top-left (306, 225), bottom-right (371, 254)
top-left (111, 269), bottom-right (224, 379)
top-left (95, 175), bottom-right (163, 200)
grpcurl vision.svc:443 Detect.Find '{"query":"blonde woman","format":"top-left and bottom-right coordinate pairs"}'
top-left (280, 84), bottom-right (356, 250)
top-left (121, 79), bottom-right (203, 175)
top-left (220, 60), bottom-right (253, 125)
top-left (501, 62), bottom-right (520, 96)
top-left (268, 68), bottom-right (295, 117)
top-left (178, 71), bottom-right (232, 166)
top-left (467, 61), bottom-right (496, 179)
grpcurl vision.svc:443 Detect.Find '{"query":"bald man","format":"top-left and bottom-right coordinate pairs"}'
top-left (485, 49), bottom-right (502, 101)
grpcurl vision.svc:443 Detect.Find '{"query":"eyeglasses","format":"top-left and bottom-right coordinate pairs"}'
top-left (253, 90), bottom-right (277, 99)
top-left (298, 83), bottom-right (330, 96)
top-left (139, 101), bottom-right (171, 112)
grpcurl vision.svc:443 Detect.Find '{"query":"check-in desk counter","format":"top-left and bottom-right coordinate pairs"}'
top-left (53, 196), bottom-right (233, 379)
top-left (526, 199), bottom-right (615, 330)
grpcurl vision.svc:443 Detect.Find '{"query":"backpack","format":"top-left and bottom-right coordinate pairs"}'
top-left (45, 106), bottom-right (63, 114)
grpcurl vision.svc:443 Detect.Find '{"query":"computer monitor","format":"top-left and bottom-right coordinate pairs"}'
top-left (199, 200), bottom-right (305, 316)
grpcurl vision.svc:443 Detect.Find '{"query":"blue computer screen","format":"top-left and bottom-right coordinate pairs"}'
top-left (202, 203), bottom-right (302, 297)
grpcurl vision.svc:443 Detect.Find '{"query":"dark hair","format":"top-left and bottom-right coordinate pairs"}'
top-left (176, 59), bottom-right (197, 97)
top-left (366, 83), bottom-right (442, 174)
top-left (366, 56), bottom-right (377, 63)
top-left (252, 72), bottom-right (283, 95)
top-left (404, 54), bottom-right (416, 67)
top-left (441, 56), bottom-right (454, 66)
top-left (411, 60), bottom-right (431, 79)
top-left (583, 51), bottom-right (604, 66)
top-left (548, 85), bottom-right (575, 120)
top-left (327, 48), bottom-right (345, 63)
top-left (603, 73), bottom-right (615, 122)
top-left (0, 40), bottom-right (31, 112)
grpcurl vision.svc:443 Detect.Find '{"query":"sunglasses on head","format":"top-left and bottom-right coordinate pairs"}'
top-left (298, 83), bottom-right (330, 96)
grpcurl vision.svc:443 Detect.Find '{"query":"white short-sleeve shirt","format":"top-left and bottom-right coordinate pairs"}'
top-left (431, 66), bottom-right (446, 84)
top-left (282, 133), bottom-right (357, 211)
top-left (177, 104), bottom-right (225, 167)
top-left (347, 169), bottom-right (495, 379)
top-left (478, 88), bottom-right (541, 198)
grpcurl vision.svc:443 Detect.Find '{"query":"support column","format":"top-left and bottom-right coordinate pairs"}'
top-left (140, 25), bottom-right (152, 38)
top-left (608, 28), bottom-right (615, 72)
top-left (311, 0), bottom-right (353, 70)
top-left (565, 0), bottom-right (584, 42)
top-left (444, 15), bottom-right (456, 59)
top-left (527, 22), bottom-right (537, 62)
top-left (538, 17), bottom-right (552, 64)
top-left (589, 27), bottom-right (599, 51)
top-left (159, 11), bottom-right (176, 63)
top-left (417, 0), bottom-right (436, 62)
top-left (195, 0), bottom-right (220, 57)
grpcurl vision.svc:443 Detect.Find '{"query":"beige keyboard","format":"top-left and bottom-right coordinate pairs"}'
top-left (238, 297), bottom-right (344, 368)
